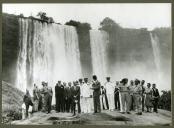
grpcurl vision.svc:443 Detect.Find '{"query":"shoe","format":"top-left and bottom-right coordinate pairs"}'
top-left (127, 112), bottom-right (131, 114)
top-left (136, 112), bottom-right (142, 115)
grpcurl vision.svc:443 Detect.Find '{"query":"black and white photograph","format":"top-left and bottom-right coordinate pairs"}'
top-left (2, 3), bottom-right (172, 125)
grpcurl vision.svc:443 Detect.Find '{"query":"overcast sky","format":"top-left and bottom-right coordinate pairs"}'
top-left (3, 3), bottom-right (171, 30)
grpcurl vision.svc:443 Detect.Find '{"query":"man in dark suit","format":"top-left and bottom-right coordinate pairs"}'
top-left (114, 81), bottom-right (120, 110)
top-left (55, 81), bottom-right (65, 112)
top-left (71, 81), bottom-right (81, 115)
top-left (55, 82), bottom-right (59, 112)
top-left (152, 84), bottom-right (160, 113)
top-left (91, 75), bottom-right (101, 113)
top-left (64, 82), bottom-right (73, 112)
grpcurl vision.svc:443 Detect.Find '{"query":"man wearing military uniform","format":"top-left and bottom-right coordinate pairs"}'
top-left (128, 80), bottom-right (135, 111)
top-left (104, 77), bottom-right (115, 111)
top-left (82, 78), bottom-right (92, 113)
top-left (41, 82), bottom-right (52, 114)
top-left (40, 81), bottom-right (48, 112)
top-left (33, 84), bottom-right (39, 112)
top-left (47, 83), bottom-right (53, 114)
top-left (119, 78), bottom-right (130, 114)
top-left (133, 79), bottom-right (143, 115)
top-left (91, 75), bottom-right (101, 113)
top-left (141, 80), bottom-right (146, 112)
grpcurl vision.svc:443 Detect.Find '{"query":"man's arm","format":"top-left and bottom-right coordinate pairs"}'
top-left (92, 82), bottom-right (101, 90)
top-left (55, 86), bottom-right (57, 96)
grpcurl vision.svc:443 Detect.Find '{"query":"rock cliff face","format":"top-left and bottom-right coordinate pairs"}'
top-left (2, 13), bottom-right (171, 91)
top-left (2, 81), bottom-right (24, 115)
top-left (2, 13), bottom-right (19, 84)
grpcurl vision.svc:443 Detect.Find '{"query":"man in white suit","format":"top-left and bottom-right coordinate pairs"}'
top-left (104, 77), bottom-right (115, 111)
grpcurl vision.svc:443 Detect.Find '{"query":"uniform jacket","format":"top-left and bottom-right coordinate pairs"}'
top-left (81, 83), bottom-right (91, 98)
top-left (47, 86), bottom-right (53, 97)
top-left (104, 81), bottom-right (115, 95)
top-left (119, 83), bottom-right (129, 93)
top-left (133, 84), bottom-right (143, 94)
top-left (33, 88), bottom-right (39, 100)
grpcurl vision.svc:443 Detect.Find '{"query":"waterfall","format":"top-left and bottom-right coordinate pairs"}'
top-left (17, 18), bottom-right (82, 94)
top-left (150, 32), bottom-right (162, 86)
top-left (90, 30), bottom-right (109, 83)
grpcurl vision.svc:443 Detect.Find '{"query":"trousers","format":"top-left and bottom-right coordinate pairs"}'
top-left (107, 93), bottom-right (115, 110)
top-left (93, 95), bottom-right (101, 113)
top-left (100, 94), bottom-right (107, 110)
top-left (134, 94), bottom-right (142, 113)
top-left (114, 93), bottom-right (120, 110)
top-left (120, 92), bottom-right (130, 112)
top-left (83, 97), bottom-right (91, 113)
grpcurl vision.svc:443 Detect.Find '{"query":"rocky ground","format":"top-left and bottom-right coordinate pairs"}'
top-left (11, 109), bottom-right (171, 126)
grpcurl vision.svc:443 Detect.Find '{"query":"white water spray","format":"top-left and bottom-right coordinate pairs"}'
top-left (90, 30), bottom-right (109, 84)
top-left (17, 18), bottom-right (82, 95)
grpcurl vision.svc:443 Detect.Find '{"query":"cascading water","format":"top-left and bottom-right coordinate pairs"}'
top-left (90, 30), bottom-right (109, 83)
top-left (150, 32), bottom-right (162, 87)
top-left (17, 18), bottom-right (82, 96)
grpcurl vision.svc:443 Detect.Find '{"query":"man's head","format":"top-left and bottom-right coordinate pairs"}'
top-left (130, 80), bottom-right (134, 86)
top-left (93, 75), bottom-right (97, 81)
top-left (79, 78), bottom-right (83, 84)
top-left (116, 81), bottom-right (119, 85)
top-left (68, 82), bottom-right (71, 87)
top-left (74, 81), bottom-right (79, 86)
top-left (73, 81), bottom-right (76, 86)
top-left (121, 78), bottom-right (128, 85)
top-left (84, 78), bottom-right (88, 83)
top-left (141, 80), bottom-right (145, 85)
top-left (147, 83), bottom-right (151, 88)
top-left (106, 77), bottom-right (110, 82)
top-left (101, 86), bottom-right (104, 89)
top-left (63, 82), bottom-right (66, 86)
top-left (42, 81), bottom-right (45, 86)
top-left (58, 81), bottom-right (61, 84)
top-left (26, 89), bottom-right (29, 94)
top-left (152, 84), bottom-right (156, 88)
top-left (134, 79), bottom-right (140, 85)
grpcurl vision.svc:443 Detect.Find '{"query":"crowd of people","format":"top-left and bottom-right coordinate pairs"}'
top-left (22, 75), bottom-right (160, 119)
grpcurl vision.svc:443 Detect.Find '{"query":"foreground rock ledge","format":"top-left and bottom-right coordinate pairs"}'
top-left (11, 109), bottom-right (171, 125)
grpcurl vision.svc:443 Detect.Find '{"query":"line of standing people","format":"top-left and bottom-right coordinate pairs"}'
top-left (55, 75), bottom-right (102, 115)
top-left (23, 75), bottom-right (160, 118)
